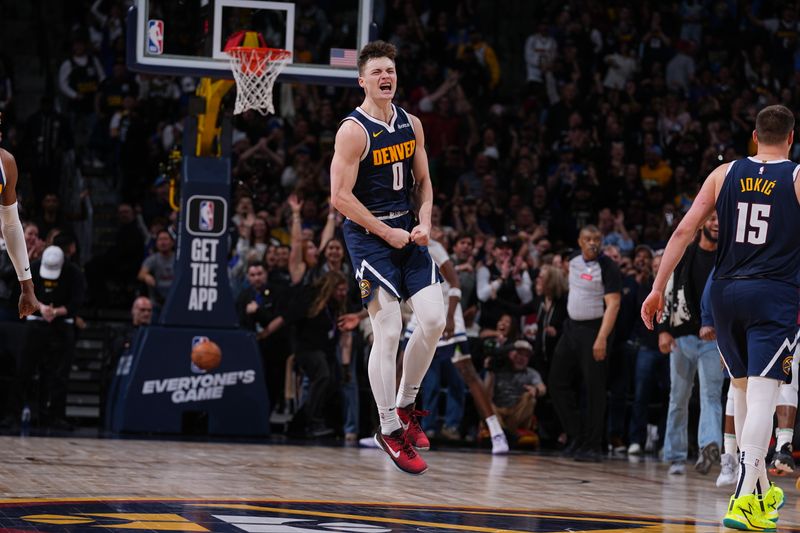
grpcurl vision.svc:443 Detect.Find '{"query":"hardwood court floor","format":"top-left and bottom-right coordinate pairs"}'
top-left (0, 435), bottom-right (798, 532)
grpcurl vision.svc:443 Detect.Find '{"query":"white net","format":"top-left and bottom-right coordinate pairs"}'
top-left (227, 47), bottom-right (291, 115)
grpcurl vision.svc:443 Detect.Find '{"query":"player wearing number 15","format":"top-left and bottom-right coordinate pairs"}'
top-left (642, 104), bottom-right (800, 531)
top-left (330, 41), bottom-right (445, 475)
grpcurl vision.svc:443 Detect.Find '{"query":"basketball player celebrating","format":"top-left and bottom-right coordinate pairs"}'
top-left (0, 121), bottom-right (39, 319)
top-left (643, 105), bottom-right (799, 531)
top-left (330, 41), bottom-right (445, 475)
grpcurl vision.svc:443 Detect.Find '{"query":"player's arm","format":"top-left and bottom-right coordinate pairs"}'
top-left (330, 120), bottom-right (410, 249)
top-left (641, 164), bottom-right (722, 329)
top-left (594, 291), bottom-right (621, 361)
top-left (438, 258), bottom-right (460, 338)
top-left (287, 194), bottom-right (306, 286)
top-left (408, 114), bottom-right (433, 246)
top-left (0, 149), bottom-right (38, 318)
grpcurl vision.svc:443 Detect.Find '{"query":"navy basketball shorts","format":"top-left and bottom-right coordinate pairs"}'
top-left (710, 278), bottom-right (799, 383)
top-left (342, 212), bottom-right (441, 306)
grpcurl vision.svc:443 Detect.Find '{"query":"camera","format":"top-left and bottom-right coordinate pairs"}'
top-left (482, 338), bottom-right (509, 371)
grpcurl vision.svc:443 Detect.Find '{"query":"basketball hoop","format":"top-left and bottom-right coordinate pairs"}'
top-left (225, 32), bottom-right (291, 116)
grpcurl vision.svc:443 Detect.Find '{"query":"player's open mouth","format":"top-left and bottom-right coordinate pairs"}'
top-left (379, 83), bottom-right (392, 92)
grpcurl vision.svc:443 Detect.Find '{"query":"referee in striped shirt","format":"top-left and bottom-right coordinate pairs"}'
top-left (549, 224), bottom-right (621, 462)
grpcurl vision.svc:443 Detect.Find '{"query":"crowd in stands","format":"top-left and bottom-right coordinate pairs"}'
top-left (1, 0), bottom-right (800, 466)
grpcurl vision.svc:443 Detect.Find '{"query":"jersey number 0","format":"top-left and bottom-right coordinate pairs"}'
top-left (735, 202), bottom-right (771, 245)
top-left (392, 162), bottom-right (404, 191)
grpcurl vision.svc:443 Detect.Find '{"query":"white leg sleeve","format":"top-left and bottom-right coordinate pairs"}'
top-left (396, 283), bottom-right (446, 409)
top-left (730, 377), bottom-right (747, 452)
top-left (0, 202), bottom-right (31, 281)
top-left (367, 287), bottom-right (403, 434)
top-left (736, 376), bottom-right (780, 498)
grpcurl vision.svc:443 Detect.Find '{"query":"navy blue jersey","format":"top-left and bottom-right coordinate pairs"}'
top-left (714, 157), bottom-right (800, 286)
top-left (341, 104), bottom-right (416, 213)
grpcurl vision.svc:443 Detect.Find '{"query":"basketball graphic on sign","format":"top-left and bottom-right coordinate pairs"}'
top-left (191, 336), bottom-right (222, 372)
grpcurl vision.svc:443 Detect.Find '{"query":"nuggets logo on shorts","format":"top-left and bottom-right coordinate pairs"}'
top-left (783, 355), bottom-right (793, 376)
top-left (359, 279), bottom-right (371, 299)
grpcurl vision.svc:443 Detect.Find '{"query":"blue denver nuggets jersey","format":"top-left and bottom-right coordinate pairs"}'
top-left (341, 104), bottom-right (416, 213)
top-left (715, 157), bottom-right (800, 286)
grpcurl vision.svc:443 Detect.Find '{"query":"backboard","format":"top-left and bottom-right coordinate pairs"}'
top-left (127, 0), bottom-right (373, 86)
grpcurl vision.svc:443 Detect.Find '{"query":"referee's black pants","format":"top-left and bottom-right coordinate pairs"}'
top-left (548, 318), bottom-right (609, 453)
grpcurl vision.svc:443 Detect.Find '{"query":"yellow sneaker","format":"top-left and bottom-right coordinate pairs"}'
top-left (722, 494), bottom-right (776, 531)
top-left (763, 483), bottom-right (784, 523)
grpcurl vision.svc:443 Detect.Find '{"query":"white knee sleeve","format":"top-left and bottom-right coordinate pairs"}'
top-left (408, 283), bottom-right (446, 338)
top-left (397, 283), bottom-right (446, 408)
top-left (367, 288), bottom-right (403, 411)
top-left (736, 377), bottom-right (780, 498)
top-left (731, 377), bottom-right (747, 451)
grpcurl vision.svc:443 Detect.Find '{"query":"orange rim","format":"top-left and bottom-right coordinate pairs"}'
top-left (227, 46), bottom-right (290, 75)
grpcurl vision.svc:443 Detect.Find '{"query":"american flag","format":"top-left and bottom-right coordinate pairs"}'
top-left (330, 48), bottom-right (358, 67)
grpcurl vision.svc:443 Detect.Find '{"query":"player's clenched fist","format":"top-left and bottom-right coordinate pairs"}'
top-left (18, 288), bottom-right (39, 319)
top-left (410, 224), bottom-right (430, 246)
top-left (384, 227), bottom-right (412, 249)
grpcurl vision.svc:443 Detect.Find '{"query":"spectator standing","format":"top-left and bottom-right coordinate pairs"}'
top-left (450, 233), bottom-right (478, 324)
top-left (524, 22), bottom-right (557, 97)
top-left (657, 213), bottom-right (723, 476)
top-left (627, 251), bottom-right (669, 455)
top-left (137, 229), bottom-right (175, 310)
top-left (283, 270), bottom-right (350, 438)
top-left (236, 262), bottom-right (292, 419)
top-left (549, 225), bottom-right (621, 462)
top-left (22, 96), bottom-right (73, 206)
top-left (58, 36), bottom-right (105, 150)
top-left (598, 208), bottom-right (634, 254)
top-left (603, 41), bottom-right (638, 91)
top-left (604, 243), bottom-right (644, 454)
top-left (476, 236), bottom-right (533, 329)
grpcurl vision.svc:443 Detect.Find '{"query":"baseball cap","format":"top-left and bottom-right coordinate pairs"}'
top-left (501, 339), bottom-right (534, 354)
top-left (40, 245), bottom-right (65, 280)
top-left (496, 235), bottom-right (514, 248)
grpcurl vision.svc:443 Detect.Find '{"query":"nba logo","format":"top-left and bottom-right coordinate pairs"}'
top-left (199, 201), bottom-right (214, 231)
top-left (192, 336), bottom-right (210, 348)
top-left (147, 19), bottom-right (164, 55)
top-left (190, 336), bottom-right (210, 373)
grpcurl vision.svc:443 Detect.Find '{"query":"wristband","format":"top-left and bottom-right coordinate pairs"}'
top-left (447, 287), bottom-right (462, 299)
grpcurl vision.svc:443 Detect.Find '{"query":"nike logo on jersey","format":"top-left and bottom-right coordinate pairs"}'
top-left (24, 267), bottom-right (29, 271)
top-left (372, 130), bottom-right (383, 138)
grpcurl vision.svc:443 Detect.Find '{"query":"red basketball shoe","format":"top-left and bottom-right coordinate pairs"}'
top-left (397, 404), bottom-right (430, 450)
top-left (374, 430), bottom-right (428, 475)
